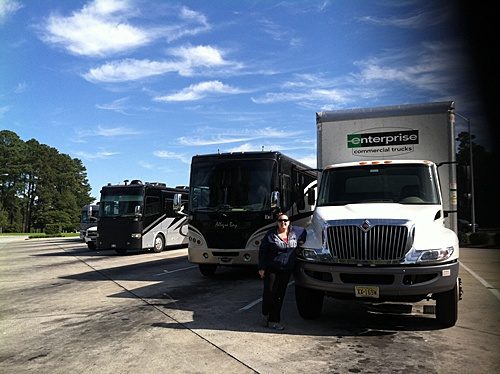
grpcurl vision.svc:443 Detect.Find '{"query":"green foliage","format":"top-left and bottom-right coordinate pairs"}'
top-left (0, 130), bottom-right (93, 233)
top-left (44, 223), bottom-right (61, 235)
top-left (468, 232), bottom-right (490, 245)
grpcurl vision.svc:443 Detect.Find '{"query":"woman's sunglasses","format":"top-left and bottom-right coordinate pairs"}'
top-left (277, 219), bottom-right (289, 223)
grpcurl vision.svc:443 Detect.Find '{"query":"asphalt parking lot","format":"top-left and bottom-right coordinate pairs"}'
top-left (0, 237), bottom-right (499, 373)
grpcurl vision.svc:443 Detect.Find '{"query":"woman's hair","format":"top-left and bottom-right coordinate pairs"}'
top-left (275, 211), bottom-right (287, 220)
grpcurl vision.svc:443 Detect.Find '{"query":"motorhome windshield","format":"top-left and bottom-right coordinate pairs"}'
top-left (80, 206), bottom-right (98, 223)
top-left (317, 164), bottom-right (440, 206)
top-left (190, 159), bottom-right (275, 212)
top-left (99, 188), bottom-right (143, 217)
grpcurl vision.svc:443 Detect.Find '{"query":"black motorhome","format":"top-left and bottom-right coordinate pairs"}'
top-left (97, 180), bottom-right (188, 254)
top-left (188, 151), bottom-right (317, 276)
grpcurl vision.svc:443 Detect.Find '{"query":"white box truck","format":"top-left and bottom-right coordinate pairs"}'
top-left (294, 101), bottom-right (462, 327)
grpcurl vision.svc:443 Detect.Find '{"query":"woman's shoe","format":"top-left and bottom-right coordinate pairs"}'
top-left (262, 316), bottom-right (269, 327)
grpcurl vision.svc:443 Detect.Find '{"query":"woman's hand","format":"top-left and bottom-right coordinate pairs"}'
top-left (258, 269), bottom-right (265, 279)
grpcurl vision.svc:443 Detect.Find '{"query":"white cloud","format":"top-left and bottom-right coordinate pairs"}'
top-left (154, 80), bottom-right (242, 102)
top-left (296, 154), bottom-right (316, 168)
top-left (177, 127), bottom-right (304, 146)
top-left (41, 0), bottom-right (150, 57)
top-left (74, 150), bottom-right (119, 160)
top-left (251, 88), bottom-right (348, 105)
top-left (76, 125), bottom-right (142, 138)
top-left (153, 150), bottom-right (190, 164)
top-left (95, 125), bottom-right (141, 137)
top-left (96, 97), bottom-right (130, 114)
top-left (40, 1), bottom-right (211, 57)
top-left (84, 59), bottom-right (179, 82)
top-left (83, 45), bottom-right (240, 82)
top-left (0, 105), bottom-right (10, 118)
top-left (359, 9), bottom-right (449, 29)
top-left (14, 82), bottom-right (27, 94)
top-left (353, 41), bottom-right (466, 94)
top-left (0, 0), bottom-right (22, 24)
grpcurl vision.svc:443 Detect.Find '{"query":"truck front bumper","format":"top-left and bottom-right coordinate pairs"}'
top-left (294, 258), bottom-right (459, 299)
top-left (188, 247), bottom-right (258, 266)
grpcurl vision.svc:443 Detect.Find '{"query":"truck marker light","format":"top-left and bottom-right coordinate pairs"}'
top-left (371, 161), bottom-right (380, 164)
top-left (359, 161), bottom-right (368, 165)
top-left (384, 160), bottom-right (392, 164)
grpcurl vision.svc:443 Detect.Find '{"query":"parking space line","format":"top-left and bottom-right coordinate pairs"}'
top-left (152, 265), bottom-right (197, 276)
top-left (461, 262), bottom-right (500, 301)
top-left (239, 280), bottom-right (295, 311)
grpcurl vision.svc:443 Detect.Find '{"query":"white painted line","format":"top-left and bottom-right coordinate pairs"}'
top-left (461, 262), bottom-right (500, 301)
top-left (239, 280), bottom-right (295, 311)
top-left (152, 265), bottom-right (197, 276)
top-left (240, 297), bottom-right (262, 311)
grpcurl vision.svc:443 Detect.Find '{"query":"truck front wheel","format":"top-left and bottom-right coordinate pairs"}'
top-left (295, 284), bottom-right (324, 319)
top-left (199, 264), bottom-right (217, 277)
top-left (435, 278), bottom-right (459, 327)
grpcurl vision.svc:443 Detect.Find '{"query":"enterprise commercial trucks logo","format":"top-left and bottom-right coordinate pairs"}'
top-left (347, 128), bottom-right (419, 157)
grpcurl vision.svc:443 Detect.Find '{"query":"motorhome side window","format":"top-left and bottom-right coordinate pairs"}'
top-left (282, 174), bottom-right (292, 211)
top-left (145, 195), bottom-right (161, 216)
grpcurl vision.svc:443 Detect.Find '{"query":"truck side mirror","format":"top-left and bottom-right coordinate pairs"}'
top-left (307, 188), bottom-right (316, 205)
top-left (173, 193), bottom-right (182, 212)
top-left (134, 205), bottom-right (142, 217)
top-left (270, 190), bottom-right (280, 209)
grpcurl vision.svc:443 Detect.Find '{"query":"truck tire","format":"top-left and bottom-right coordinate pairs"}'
top-left (87, 242), bottom-right (96, 250)
top-left (152, 234), bottom-right (165, 253)
top-left (199, 264), bottom-right (217, 277)
top-left (435, 278), bottom-right (459, 327)
top-left (295, 284), bottom-right (324, 319)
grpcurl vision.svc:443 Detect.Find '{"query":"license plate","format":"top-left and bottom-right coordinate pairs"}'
top-left (355, 286), bottom-right (379, 298)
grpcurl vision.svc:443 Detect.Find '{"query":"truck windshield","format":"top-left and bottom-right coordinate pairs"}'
top-left (317, 164), bottom-right (440, 206)
top-left (99, 188), bottom-right (143, 217)
top-left (190, 159), bottom-right (275, 212)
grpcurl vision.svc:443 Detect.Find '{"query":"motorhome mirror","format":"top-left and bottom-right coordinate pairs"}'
top-left (134, 205), bottom-right (142, 217)
top-left (270, 190), bottom-right (280, 209)
top-left (308, 187), bottom-right (316, 205)
top-left (173, 193), bottom-right (182, 211)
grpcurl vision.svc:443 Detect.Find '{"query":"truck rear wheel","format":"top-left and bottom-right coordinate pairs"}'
top-left (87, 242), bottom-right (96, 250)
top-left (199, 264), bottom-right (217, 277)
top-left (435, 278), bottom-right (459, 327)
top-left (295, 284), bottom-right (324, 319)
top-left (152, 234), bottom-right (165, 253)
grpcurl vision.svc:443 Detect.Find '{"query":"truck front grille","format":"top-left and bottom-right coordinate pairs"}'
top-left (326, 219), bottom-right (413, 264)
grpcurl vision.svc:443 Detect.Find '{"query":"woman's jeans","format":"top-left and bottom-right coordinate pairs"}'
top-left (262, 269), bottom-right (292, 323)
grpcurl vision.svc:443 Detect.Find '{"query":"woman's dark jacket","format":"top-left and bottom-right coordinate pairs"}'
top-left (258, 225), bottom-right (307, 271)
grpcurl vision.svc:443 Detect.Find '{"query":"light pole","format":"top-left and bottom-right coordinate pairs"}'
top-left (454, 111), bottom-right (476, 233)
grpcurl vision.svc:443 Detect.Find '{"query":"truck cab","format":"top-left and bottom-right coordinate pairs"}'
top-left (295, 102), bottom-right (462, 327)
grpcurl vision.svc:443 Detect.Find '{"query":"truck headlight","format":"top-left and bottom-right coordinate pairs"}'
top-left (300, 248), bottom-right (318, 260)
top-left (416, 246), bottom-right (454, 263)
top-left (131, 233), bottom-right (141, 239)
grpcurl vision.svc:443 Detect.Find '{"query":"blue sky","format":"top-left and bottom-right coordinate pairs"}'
top-left (0, 0), bottom-right (489, 200)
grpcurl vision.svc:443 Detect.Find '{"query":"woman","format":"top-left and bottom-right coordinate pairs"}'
top-left (258, 212), bottom-right (306, 330)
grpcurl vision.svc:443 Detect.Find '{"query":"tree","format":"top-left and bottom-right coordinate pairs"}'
top-left (0, 130), bottom-right (93, 233)
top-left (456, 131), bottom-right (499, 228)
